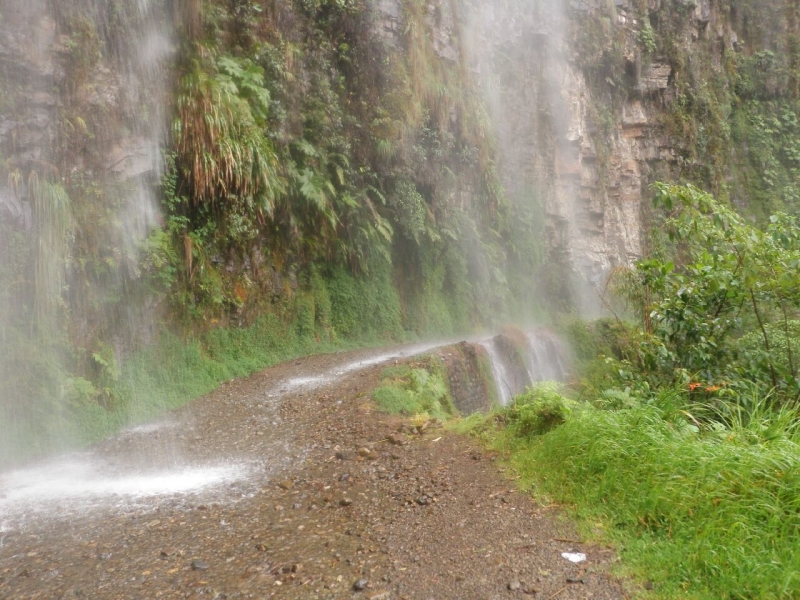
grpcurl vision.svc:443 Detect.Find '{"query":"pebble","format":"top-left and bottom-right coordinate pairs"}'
top-left (358, 447), bottom-right (372, 458)
top-left (369, 591), bottom-right (391, 600)
top-left (191, 560), bottom-right (208, 571)
top-left (340, 498), bottom-right (354, 507)
top-left (353, 578), bottom-right (369, 591)
top-left (508, 580), bottom-right (522, 591)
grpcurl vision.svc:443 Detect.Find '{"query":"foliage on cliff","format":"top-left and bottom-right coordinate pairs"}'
top-left (0, 0), bottom-right (539, 461)
top-left (158, 0), bottom-right (520, 334)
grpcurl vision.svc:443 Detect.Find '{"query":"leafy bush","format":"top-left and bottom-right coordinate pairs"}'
top-left (173, 54), bottom-right (280, 230)
top-left (623, 184), bottom-right (800, 400)
top-left (505, 384), bottom-right (572, 438)
top-left (372, 361), bottom-right (456, 421)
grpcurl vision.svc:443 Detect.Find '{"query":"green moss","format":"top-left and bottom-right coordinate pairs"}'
top-left (372, 356), bottom-right (457, 421)
top-left (476, 349), bottom-right (501, 409)
top-left (326, 261), bottom-right (405, 341)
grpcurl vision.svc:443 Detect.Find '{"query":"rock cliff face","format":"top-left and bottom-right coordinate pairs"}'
top-left (1, 0), bottom-right (797, 346)
top-left (0, 0), bottom-right (56, 227)
top-left (375, 0), bottom-right (797, 306)
top-left (459, 1), bottom-right (679, 289)
top-left (2, 0), bottom-right (797, 311)
top-left (371, 0), bottom-right (663, 305)
top-left (0, 0), bottom-right (173, 347)
top-left (0, 0), bottom-right (170, 220)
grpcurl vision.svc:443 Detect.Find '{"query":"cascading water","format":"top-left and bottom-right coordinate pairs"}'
top-left (479, 338), bottom-right (516, 406)
top-left (480, 328), bottom-right (570, 406)
top-left (461, 0), bottom-right (607, 316)
top-left (0, 0), bottom-right (174, 465)
top-left (524, 328), bottom-right (568, 383)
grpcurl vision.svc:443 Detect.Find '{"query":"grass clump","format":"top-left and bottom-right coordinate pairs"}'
top-left (372, 358), bottom-right (457, 422)
top-left (504, 384), bottom-right (573, 438)
top-left (464, 382), bottom-right (800, 599)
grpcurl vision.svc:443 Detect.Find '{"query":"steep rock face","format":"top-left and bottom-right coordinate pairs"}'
top-left (0, 0), bottom-right (59, 226)
top-left (0, 1), bottom-right (170, 219)
top-left (3, 0), bottom-right (796, 318)
top-left (459, 1), bottom-right (663, 290)
top-left (455, 0), bottom-right (796, 300)
top-left (376, 0), bottom-right (635, 297)
top-left (0, 0), bottom-right (174, 357)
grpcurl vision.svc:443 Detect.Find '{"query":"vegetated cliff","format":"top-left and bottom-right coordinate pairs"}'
top-left (0, 0), bottom-right (536, 457)
top-left (0, 0), bottom-right (175, 455)
top-left (0, 0), bottom-right (797, 454)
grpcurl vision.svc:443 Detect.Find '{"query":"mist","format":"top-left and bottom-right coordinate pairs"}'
top-left (461, 0), bottom-right (631, 318)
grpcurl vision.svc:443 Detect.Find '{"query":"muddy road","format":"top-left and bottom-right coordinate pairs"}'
top-left (0, 343), bottom-right (626, 599)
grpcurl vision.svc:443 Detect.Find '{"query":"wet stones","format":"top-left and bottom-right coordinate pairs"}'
top-left (358, 447), bottom-right (380, 460)
top-left (388, 433), bottom-right (407, 446)
top-left (508, 579), bottom-right (539, 594)
top-left (190, 560), bottom-right (208, 571)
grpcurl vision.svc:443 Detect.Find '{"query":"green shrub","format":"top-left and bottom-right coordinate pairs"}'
top-left (505, 384), bottom-right (572, 438)
top-left (372, 361), bottom-right (456, 421)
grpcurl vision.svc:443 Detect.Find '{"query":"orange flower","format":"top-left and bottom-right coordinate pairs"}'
top-left (689, 382), bottom-right (703, 391)
top-left (705, 386), bottom-right (721, 393)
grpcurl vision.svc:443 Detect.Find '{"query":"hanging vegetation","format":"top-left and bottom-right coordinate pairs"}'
top-left (173, 56), bottom-right (281, 216)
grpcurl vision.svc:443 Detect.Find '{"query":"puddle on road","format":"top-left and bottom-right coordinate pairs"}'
top-left (280, 341), bottom-right (451, 393)
top-left (0, 340), bottom-right (456, 527)
top-left (0, 456), bottom-right (249, 524)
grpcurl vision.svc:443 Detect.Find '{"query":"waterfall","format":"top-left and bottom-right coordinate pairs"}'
top-left (479, 338), bottom-right (516, 406)
top-left (524, 328), bottom-right (568, 383)
top-left (460, 0), bottom-right (608, 316)
top-left (480, 328), bottom-right (570, 407)
top-left (0, 0), bottom-right (175, 465)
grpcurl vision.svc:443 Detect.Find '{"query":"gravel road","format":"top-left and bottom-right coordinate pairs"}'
top-left (0, 344), bottom-right (627, 600)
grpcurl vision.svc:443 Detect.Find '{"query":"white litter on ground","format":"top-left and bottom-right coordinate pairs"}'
top-left (561, 552), bottom-right (587, 563)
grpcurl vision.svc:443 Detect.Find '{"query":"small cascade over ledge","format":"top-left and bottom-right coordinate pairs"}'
top-left (478, 327), bottom-right (570, 407)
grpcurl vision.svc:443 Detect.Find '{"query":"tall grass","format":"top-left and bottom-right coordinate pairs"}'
top-left (478, 387), bottom-right (800, 599)
top-left (67, 312), bottom-right (355, 449)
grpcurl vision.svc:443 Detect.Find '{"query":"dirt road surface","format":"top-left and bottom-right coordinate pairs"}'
top-left (0, 344), bottom-right (627, 599)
